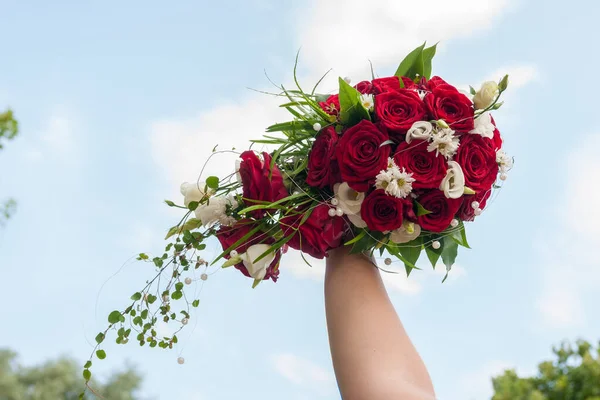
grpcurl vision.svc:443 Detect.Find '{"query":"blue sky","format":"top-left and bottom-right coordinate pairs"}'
top-left (1, 0), bottom-right (600, 399)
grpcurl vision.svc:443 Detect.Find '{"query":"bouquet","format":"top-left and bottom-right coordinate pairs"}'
top-left (81, 43), bottom-right (512, 393)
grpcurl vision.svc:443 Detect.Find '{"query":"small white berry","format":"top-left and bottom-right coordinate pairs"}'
top-left (450, 219), bottom-right (459, 227)
top-left (230, 250), bottom-right (238, 258)
top-left (162, 295), bottom-right (169, 303)
top-left (328, 208), bottom-right (336, 217)
top-left (313, 122), bottom-right (322, 132)
top-left (200, 273), bottom-right (208, 281)
top-left (177, 357), bottom-right (185, 365)
top-left (432, 241), bottom-right (441, 250)
top-left (499, 174), bottom-right (507, 181)
top-left (184, 277), bottom-right (192, 285)
top-left (331, 198), bottom-right (339, 206)
top-left (384, 258), bottom-right (392, 266)
top-left (474, 208), bottom-right (482, 216)
top-left (335, 208), bottom-right (344, 217)
top-left (182, 318), bottom-right (189, 325)
top-left (471, 201), bottom-right (480, 209)
top-left (344, 76), bottom-right (351, 84)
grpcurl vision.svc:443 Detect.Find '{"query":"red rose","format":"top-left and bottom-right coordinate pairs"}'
top-left (394, 140), bottom-right (447, 189)
top-left (216, 220), bottom-right (281, 282)
top-left (336, 120), bottom-right (391, 192)
top-left (238, 151), bottom-right (288, 216)
top-left (306, 127), bottom-right (339, 189)
top-left (280, 204), bottom-right (345, 259)
top-left (372, 76), bottom-right (416, 94)
top-left (455, 134), bottom-right (499, 192)
top-left (490, 115), bottom-right (503, 150)
top-left (319, 94), bottom-right (340, 116)
top-left (375, 89), bottom-right (426, 139)
top-left (425, 84), bottom-right (474, 132)
top-left (360, 189), bottom-right (406, 232)
top-left (424, 76), bottom-right (449, 91)
top-left (416, 190), bottom-right (462, 233)
top-left (354, 80), bottom-right (374, 94)
top-left (458, 190), bottom-right (491, 222)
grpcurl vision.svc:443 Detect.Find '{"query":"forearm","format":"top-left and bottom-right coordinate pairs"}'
top-left (324, 247), bottom-right (435, 400)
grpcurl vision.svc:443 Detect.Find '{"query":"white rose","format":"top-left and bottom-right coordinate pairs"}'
top-left (473, 81), bottom-right (498, 110)
top-left (469, 112), bottom-right (495, 139)
top-left (180, 182), bottom-right (205, 207)
top-left (390, 222), bottom-right (421, 244)
top-left (194, 196), bottom-right (238, 227)
top-left (439, 161), bottom-right (465, 199)
top-left (239, 244), bottom-right (275, 280)
top-left (406, 121), bottom-right (433, 144)
top-left (334, 182), bottom-right (365, 215)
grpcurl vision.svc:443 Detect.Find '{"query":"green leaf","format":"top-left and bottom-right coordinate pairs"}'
top-left (394, 42), bottom-right (426, 79)
top-left (344, 229), bottom-right (366, 246)
top-left (252, 279), bottom-right (262, 289)
top-left (238, 192), bottom-right (306, 215)
top-left (84, 361), bottom-right (92, 369)
top-left (95, 333), bottom-right (105, 344)
top-left (350, 231), bottom-right (384, 254)
top-left (206, 176), bottom-right (219, 189)
top-left (165, 218), bottom-right (203, 240)
top-left (131, 292), bottom-right (142, 301)
top-left (463, 186), bottom-right (476, 195)
top-left (187, 201), bottom-right (199, 211)
top-left (108, 311), bottom-right (121, 324)
top-left (175, 282), bottom-right (184, 291)
top-left (222, 256), bottom-right (242, 268)
top-left (141, 309), bottom-right (148, 319)
top-left (397, 238), bottom-right (423, 272)
top-left (425, 242), bottom-right (442, 268)
top-left (338, 77), bottom-right (370, 126)
top-left (441, 236), bottom-right (459, 270)
top-left (422, 43), bottom-right (438, 79)
top-left (171, 291), bottom-right (183, 300)
top-left (164, 200), bottom-right (176, 207)
top-left (138, 253), bottom-right (149, 260)
top-left (469, 86), bottom-right (477, 96)
top-left (450, 221), bottom-right (471, 249)
top-left (96, 350), bottom-right (106, 360)
top-left (192, 300), bottom-right (200, 307)
top-left (498, 74), bottom-right (509, 92)
top-left (416, 201), bottom-right (432, 216)
top-left (83, 369), bottom-right (91, 381)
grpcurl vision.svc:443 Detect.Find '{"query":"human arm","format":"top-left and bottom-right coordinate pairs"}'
top-left (324, 246), bottom-right (436, 400)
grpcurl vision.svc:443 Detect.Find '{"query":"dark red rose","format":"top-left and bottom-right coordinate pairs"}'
top-left (216, 220), bottom-right (281, 282)
top-left (490, 115), bottom-right (503, 150)
top-left (372, 76), bottom-right (416, 94)
top-left (375, 89), bottom-right (427, 139)
top-left (319, 94), bottom-right (340, 116)
top-left (425, 84), bottom-right (474, 132)
top-left (354, 80), bottom-right (374, 94)
top-left (458, 190), bottom-right (491, 222)
top-left (280, 204), bottom-right (345, 259)
top-left (360, 189), bottom-right (406, 232)
top-left (424, 76), bottom-right (449, 91)
top-left (394, 140), bottom-right (447, 189)
top-left (306, 127), bottom-right (339, 189)
top-left (455, 134), bottom-right (499, 192)
top-left (336, 120), bottom-right (391, 192)
top-left (238, 151), bottom-right (288, 216)
top-left (416, 190), bottom-right (462, 233)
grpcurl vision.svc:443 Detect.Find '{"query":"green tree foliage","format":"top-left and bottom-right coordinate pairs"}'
top-left (492, 340), bottom-right (600, 400)
top-left (0, 109), bottom-right (19, 226)
top-left (0, 349), bottom-right (144, 400)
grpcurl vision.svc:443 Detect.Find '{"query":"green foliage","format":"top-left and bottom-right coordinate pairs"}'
top-left (0, 348), bottom-right (143, 400)
top-left (394, 42), bottom-right (438, 80)
top-left (0, 109), bottom-right (18, 149)
top-left (338, 77), bottom-right (370, 126)
top-left (492, 339), bottom-right (600, 400)
top-left (0, 198), bottom-right (17, 226)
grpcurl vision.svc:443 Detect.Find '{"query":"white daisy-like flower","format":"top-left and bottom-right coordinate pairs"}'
top-left (386, 168), bottom-right (415, 198)
top-left (469, 112), bottom-right (495, 139)
top-left (361, 94), bottom-right (374, 111)
top-left (375, 169), bottom-right (394, 191)
top-left (427, 128), bottom-right (460, 159)
top-left (496, 149), bottom-right (513, 173)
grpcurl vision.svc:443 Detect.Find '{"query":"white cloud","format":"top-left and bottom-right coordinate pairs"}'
top-left (270, 353), bottom-right (334, 394)
top-left (296, 0), bottom-right (513, 82)
top-left (535, 133), bottom-right (600, 328)
top-left (457, 360), bottom-right (513, 400)
top-left (25, 107), bottom-right (79, 163)
top-left (486, 65), bottom-right (539, 90)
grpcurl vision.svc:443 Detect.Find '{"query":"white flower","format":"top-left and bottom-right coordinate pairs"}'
top-left (469, 112), bottom-right (495, 139)
top-left (334, 182), bottom-right (364, 215)
top-left (239, 244), bottom-right (275, 280)
top-left (195, 195), bottom-right (238, 227)
top-left (496, 149), bottom-right (513, 173)
top-left (473, 81), bottom-right (498, 110)
top-left (406, 121), bottom-right (433, 144)
top-left (427, 128), bottom-right (460, 159)
top-left (361, 94), bottom-right (374, 111)
top-left (388, 168), bottom-right (415, 199)
top-left (390, 222), bottom-right (421, 244)
top-left (375, 169), bottom-right (394, 190)
top-left (180, 182), bottom-right (206, 207)
top-left (440, 161), bottom-right (465, 199)
top-left (347, 213), bottom-right (367, 228)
